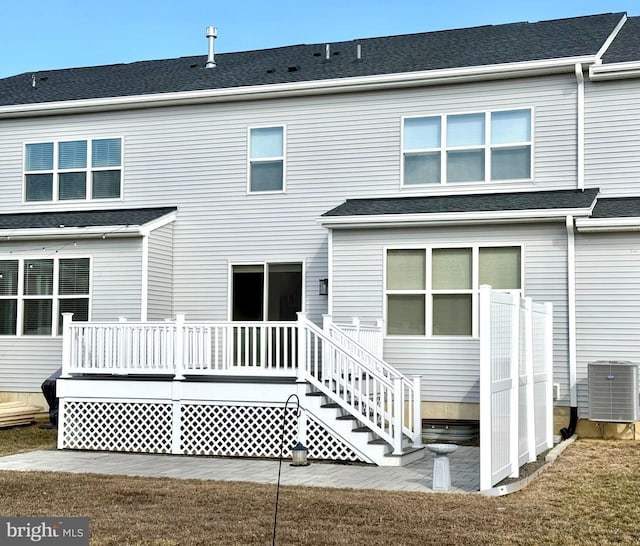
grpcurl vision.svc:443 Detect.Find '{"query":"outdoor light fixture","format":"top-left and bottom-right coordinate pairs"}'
top-left (318, 278), bottom-right (329, 296)
top-left (290, 442), bottom-right (310, 466)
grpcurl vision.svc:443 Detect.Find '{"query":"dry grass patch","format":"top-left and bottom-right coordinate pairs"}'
top-left (0, 436), bottom-right (639, 545)
top-left (0, 423), bottom-right (56, 456)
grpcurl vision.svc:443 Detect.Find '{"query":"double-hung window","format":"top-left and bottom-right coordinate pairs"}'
top-left (386, 246), bottom-right (521, 336)
top-left (0, 257), bottom-right (90, 336)
top-left (402, 109), bottom-right (531, 185)
top-left (248, 126), bottom-right (285, 192)
top-left (24, 138), bottom-right (122, 202)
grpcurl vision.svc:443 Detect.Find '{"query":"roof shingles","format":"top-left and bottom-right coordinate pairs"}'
top-left (0, 13), bottom-right (625, 107)
top-left (0, 207), bottom-right (176, 230)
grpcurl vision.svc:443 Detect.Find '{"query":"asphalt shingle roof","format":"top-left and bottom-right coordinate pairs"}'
top-left (601, 16), bottom-right (640, 63)
top-left (0, 207), bottom-right (176, 230)
top-left (591, 197), bottom-right (640, 218)
top-left (0, 13), bottom-right (625, 106)
top-left (322, 189), bottom-right (599, 217)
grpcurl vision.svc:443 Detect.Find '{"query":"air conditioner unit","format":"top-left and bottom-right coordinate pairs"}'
top-left (588, 361), bottom-right (639, 423)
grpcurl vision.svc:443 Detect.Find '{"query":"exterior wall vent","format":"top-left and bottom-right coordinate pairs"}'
top-left (588, 361), bottom-right (639, 422)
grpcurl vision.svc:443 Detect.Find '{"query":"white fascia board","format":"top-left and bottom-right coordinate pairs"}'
top-left (139, 210), bottom-right (177, 236)
top-left (318, 207), bottom-right (594, 229)
top-left (0, 225), bottom-right (143, 240)
top-left (575, 217), bottom-right (640, 232)
top-left (590, 61), bottom-right (640, 81)
top-left (594, 14), bottom-right (627, 63)
top-left (0, 56), bottom-right (595, 119)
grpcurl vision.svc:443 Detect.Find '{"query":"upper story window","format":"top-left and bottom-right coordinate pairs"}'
top-left (248, 126), bottom-right (285, 193)
top-left (0, 257), bottom-right (90, 336)
top-left (402, 109), bottom-right (531, 186)
top-left (24, 138), bottom-right (122, 202)
top-left (386, 246), bottom-right (521, 337)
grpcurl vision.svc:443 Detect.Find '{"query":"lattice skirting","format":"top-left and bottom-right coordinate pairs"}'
top-left (61, 399), bottom-right (366, 463)
top-left (62, 400), bottom-right (173, 453)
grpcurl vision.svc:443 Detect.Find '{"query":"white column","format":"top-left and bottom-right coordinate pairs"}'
top-left (392, 376), bottom-right (403, 455)
top-left (60, 313), bottom-right (74, 378)
top-left (412, 375), bottom-right (423, 447)
top-left (174, 314), bottom-right (185, 380)
top-left (296, 312), bottom-right (308, 380)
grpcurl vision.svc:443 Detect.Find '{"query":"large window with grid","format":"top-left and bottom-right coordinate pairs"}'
top-left (386, 246), bottom-right (521, 336)
top-left (0, 257), bottom-right (90, 336)
top-left (24, 138), bottom-right (122, 202)
top-left (402, 109), bottom-right (531, 185)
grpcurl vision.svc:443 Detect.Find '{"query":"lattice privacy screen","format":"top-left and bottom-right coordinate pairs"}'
top-left (306, 413), bottom-right (364, 462)
top-left (62, 401), bottom-right (173, 453)
top-left (62, 400), bottom-right (367, 463)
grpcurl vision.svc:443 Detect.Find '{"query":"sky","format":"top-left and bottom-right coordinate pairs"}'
top-left (0, 0), bottom-right (637, 79)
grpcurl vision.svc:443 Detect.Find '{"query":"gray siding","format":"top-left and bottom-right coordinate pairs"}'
top-left (0, 73), bottom-right (581, 391)
top-left (575, 232), bottom-right (640, 415)
top-left (0, 237), bottom-right (143, 391)
top-left (584, 78), bottom-right (640, 197)
top-left (331, 223), bottom-right (568, 404)
top-left (147, 223), bottom-right (174, 321)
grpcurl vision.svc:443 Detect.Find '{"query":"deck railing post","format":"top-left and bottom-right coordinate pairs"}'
top-left (412, 375), bottom-right (423, 447)
top-left (296, 312), bottom-right (308, 379)
top-left (117, 317), bottom-right (127, 373)
top-left (392, 376), bottom-right (403, 455)
top-left (322, 314), bottom-right (333, 382)
top-left (60, 313), bottom-right (74, 378)
top-left (174, 314), bottom-right (185, 380)
top-left (375, 319), bottom-right (384, 359)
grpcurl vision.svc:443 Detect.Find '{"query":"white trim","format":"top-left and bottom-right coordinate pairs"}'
top-left (0, 210), bottom-right (177, 241)
top-left (590, 60), bottom-right (640, 80)
top-left (400, 108), bottom-right (533, 187)
top-left (0, 255), bottom-right (91, 337)
top-left (383, 243), bottom-right (523, 338)
top-left (327, 229), bottom-right (333, 316)
top-left (318, 206), bottom-right (595, 229)
top-left (246, 125), bottom-right (286, 194)
top-left (140, 234), bottom-right (149, 322)
top-left (0, 56), bottom-right (598, 119)
top-left (228, 260), bottom-right (305, 321)
top-left (22, 136), bottom-right (124, 204)
top-left (575, 217), bottom-right (640, 232)
top-left (139, 210), bottom-right (178, 236)
top-left (594, 14), bottom-right (628, 63)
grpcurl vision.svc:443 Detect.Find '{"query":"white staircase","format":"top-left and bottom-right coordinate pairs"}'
top-left (297, 314), bottom-right (425, 466)
top-left (303, 387), bottom-right (425, 466)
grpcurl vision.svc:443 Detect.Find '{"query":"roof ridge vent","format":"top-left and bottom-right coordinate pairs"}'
top-left (205, 26), bottom-right (217, 68)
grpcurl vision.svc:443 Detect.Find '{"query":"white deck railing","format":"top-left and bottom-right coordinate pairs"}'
top-left (299, 315), bottom-right (422, 453)
top-left (61, 312), bottom-right (422, 454)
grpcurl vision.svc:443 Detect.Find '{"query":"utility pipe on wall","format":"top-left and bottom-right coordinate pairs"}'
top-left (566, 215), bottom-right (577, 408)
top-left (575, 63), bottom-right (585, 191)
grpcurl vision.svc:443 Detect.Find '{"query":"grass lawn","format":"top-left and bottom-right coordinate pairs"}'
top-left (0, 425), bottom-right (639, 545)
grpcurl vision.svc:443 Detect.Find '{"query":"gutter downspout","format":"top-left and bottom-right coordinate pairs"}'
top-left (140, 234), bottom-right (149, 321)
top-left (575, 63), bottom-right (585, 191)
top-left (562, 215), bottom-right (578, 438)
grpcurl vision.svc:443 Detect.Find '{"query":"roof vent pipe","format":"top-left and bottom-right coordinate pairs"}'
top-left (205, 26), bottom-right (217, 68)
top-left (356, 44), bottom-right (362, 60)
top-left (325, 44), bottom-right (330, 60)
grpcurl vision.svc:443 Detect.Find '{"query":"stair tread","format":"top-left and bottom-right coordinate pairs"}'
top-left (336, 415), bottom-right (358, 421)
top-left (384, 446), bottom-right (425, 457)
top-left (306, 391), bottom-right (324, 397)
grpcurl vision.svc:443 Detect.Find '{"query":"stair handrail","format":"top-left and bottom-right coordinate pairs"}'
top-left (298, 314), bottom-right (421, 453)
top-left (322, 316), bottom-right (422, 448)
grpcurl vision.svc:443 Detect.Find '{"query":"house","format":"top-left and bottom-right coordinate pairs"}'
top-left (0, 12), bottom-right (639, 466)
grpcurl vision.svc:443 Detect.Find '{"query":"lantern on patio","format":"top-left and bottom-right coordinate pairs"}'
top-left (291, 442), bottom-right (310, 466)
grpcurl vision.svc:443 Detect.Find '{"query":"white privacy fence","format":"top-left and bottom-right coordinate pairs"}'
top-left (479, 286), bottom-right (554, 491)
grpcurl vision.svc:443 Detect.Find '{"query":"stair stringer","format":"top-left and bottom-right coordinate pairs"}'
top-left (303, 391), bottom-right (399, 466)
